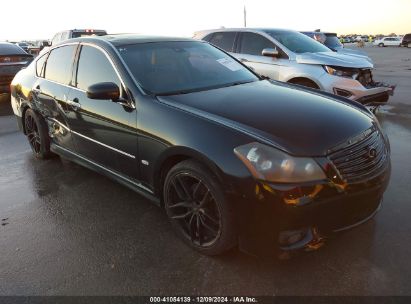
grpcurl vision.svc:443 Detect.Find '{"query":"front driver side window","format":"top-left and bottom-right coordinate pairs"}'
top-left (239, 32), bottom-right (276, 56)
top-left (76, 45), bottom-right (122, 92)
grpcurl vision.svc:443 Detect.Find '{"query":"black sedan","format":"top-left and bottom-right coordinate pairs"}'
top-left (10, 35), bottom-right (391, 256)
top-left (1, 42), bottom-right (33, 94)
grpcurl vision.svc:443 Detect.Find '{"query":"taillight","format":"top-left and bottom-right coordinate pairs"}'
top-left (0, 56), bottom-right (29, 64)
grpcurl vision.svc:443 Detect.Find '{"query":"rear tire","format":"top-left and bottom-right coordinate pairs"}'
top-left (408, 43), bottom-right (411, 48)
top-left (24, 108), bottom-right (52, 159)
top-left (163, 160), bottom-right (237, 255)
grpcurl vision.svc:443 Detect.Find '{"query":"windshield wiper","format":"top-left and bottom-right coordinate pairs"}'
top-left (155, 80), bottom-right (256, 97)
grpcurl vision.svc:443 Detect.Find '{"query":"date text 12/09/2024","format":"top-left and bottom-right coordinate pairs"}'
top-left (149, 297), bottom-right (258, 303)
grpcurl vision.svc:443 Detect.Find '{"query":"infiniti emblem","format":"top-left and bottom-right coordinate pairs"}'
top-left (367, 148), bottom-right (377, 159)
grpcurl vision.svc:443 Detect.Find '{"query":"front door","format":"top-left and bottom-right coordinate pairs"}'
top-left (65, 45), bottom-right (139, 180)
top-left (235, 32), bottom-right (288, 81)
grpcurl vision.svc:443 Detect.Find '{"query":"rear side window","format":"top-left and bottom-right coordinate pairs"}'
top-left (208, 32), bottom-right (236, 52)
top-left (44, 45), bottom-right (77, 84)
top-left (202, 33), bottom-right (214, 42)
top-left (239, 32), bottom-right (275, 56)
top-left (36, 54), bottom-right (47, 77)
top-left (404, 34), bottom-right (411, 40)
top-left (75, 45), bottom-right (121, 91)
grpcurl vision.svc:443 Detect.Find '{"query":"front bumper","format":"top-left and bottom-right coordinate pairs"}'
top-left (235, 162), bottom-right (391, 257)
top-left (318, 73), bottom-right (394, 106)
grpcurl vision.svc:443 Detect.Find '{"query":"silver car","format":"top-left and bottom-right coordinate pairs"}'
top-left (194, 28), bottom-right (394, 106)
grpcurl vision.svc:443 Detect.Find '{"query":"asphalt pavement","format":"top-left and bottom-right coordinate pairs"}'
top-left (0, 45), bottom-right (411, 296)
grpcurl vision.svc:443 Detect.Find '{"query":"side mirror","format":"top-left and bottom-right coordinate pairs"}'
top-left (262, 48), bottom-right (279, 58)
top-left (86, 82), bottom-right (120, 100)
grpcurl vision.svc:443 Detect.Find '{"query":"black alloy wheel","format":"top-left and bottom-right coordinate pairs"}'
top-left (24, 108), bottom-right (52, 159)
top-left (164, 160), bottom-right (236, 255)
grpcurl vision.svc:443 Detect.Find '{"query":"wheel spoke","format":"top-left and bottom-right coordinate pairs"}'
top-left (196, 214), bottom-right (202, 245)
top-left (28, 135), bottom-right (36, 143)
top-left (201, 210), bottom-right (220, 226)
top-left (192, 181), bottom-right (202, 200)
top-left (168, 201), bottom-right (192, 209)
top-left (188, 213), bottom-right (195, 242)
top-left (199, 190), bottom-right (211, 207)
top-left (171, 210), bottom-right (192, 220)
top-left (199, 215), bottom-right (218, 236)
top-left (176, 175), bottom-right (192, 200)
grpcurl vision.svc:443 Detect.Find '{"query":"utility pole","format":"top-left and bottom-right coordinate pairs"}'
top-left (244, 5), bottom-right (247, 27)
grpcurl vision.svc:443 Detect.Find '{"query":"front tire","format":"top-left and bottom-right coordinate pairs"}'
top-left (163, 160), bottom-right (237, 255)
top-left (24, 108), bottom-right (52, 159)
top-left (378, 43), bottom-right (384, 47)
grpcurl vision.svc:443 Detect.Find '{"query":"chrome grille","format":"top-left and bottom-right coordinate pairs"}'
top-left (328, 127), bottom-right (388, 183)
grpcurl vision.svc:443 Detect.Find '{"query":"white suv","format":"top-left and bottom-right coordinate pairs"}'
top-left (373, 37), bottom-right (401, 47)
top-left (194, 28), bottom-right (394, 106)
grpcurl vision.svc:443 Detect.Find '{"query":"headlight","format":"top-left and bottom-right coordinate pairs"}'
top-left (234, 142), bottom-right (326, 183)
top-left (323, 65), bottom-right (358, 78)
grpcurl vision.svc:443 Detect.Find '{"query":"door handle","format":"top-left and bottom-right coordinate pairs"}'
top-left (66, 98), bottom-right (81, 111)
top-left (239, 58), bottom-right (249, 63)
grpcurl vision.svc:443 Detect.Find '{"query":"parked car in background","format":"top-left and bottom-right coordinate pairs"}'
top-left (0, 42), bottom-right (33, 93)
top-left (361, 36), bottom-right (369, 42)
top-left (15, 42), bottom-right (31, 53)
top-left (374, 37), bottom-right (401, 47)
top-left (302, 31), bottom-right (371, 60)
top-left (194, 28), bottom-right (393, 106)
top-left (342, 37), bottom-right (351, 43)
top-left (10, 34), bottom-right (391, 256)
top-left (400, 33), bottom-right (411, 48)
top-left (51, 29), bottom-right (107, 46)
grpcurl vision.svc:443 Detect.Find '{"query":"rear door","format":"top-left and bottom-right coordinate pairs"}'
top-left (236, 32), bottom-right (287, 80)
top-left (65, 44), bottom-right (139, 179)
top-left (32, 44), bottom-right (78, 152)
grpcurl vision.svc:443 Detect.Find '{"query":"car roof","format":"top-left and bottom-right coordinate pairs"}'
top-left (301, 31), bottom-right (337, 36)
top-left (200, 28), bottom-right (298, 33)
top-left (66, 34), bottom-right (197, 47)
top-left (0, 42), bottom-right (30, 55)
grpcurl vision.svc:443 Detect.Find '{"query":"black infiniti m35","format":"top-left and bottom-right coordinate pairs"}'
top-left (11, 35), bottom-right (390, 256)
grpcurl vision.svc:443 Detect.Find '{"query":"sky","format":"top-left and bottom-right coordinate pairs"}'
top-left (1, 0), bottom-right (410, 41)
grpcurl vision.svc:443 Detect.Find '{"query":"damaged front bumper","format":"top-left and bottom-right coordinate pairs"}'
top-left (319, 72), bottom-right (396, 106)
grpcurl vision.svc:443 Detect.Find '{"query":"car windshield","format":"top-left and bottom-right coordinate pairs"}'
top-left (264, 30), bottom-right (331, 54)
top-left (325, 35), bottom-right (343, 48)
top-left (117, 41), bottom-right (259, 95)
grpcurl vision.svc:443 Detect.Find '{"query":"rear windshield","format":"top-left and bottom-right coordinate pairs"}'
top-left (117, 41), bottom-right (258, 95)
top-left (71, 31), bottom-right (107, 38)
top-left (264, 30), bottom-right (331, 54)
top-left (0, 43), bottom-right (29, 56)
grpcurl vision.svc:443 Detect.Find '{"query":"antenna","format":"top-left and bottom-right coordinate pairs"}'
top-left (244, 5), bottom-right (247, 27)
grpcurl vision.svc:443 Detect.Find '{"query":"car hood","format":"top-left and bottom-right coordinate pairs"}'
top-left (296, 51), bottom-right (373, 69)
top-left (157, 80), bottom-right (374, 156)
top-left (334, 48), bottom-right (373, 63)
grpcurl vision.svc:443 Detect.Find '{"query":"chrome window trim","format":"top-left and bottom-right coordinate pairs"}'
top-left (36, 41), bottom-right (136, 108)
top-left (55, 144), bottom-right (152, 194)
top-left (79, 43), bottom-right (137, 108)
top-left (47, 118), bottom-right (136, 159)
